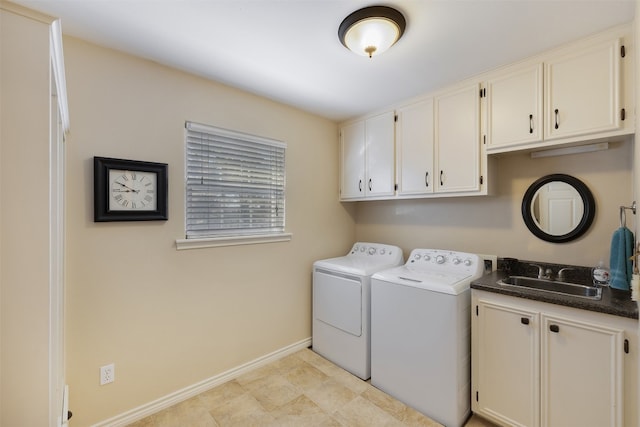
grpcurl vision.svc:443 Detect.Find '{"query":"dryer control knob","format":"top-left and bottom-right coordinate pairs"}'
top-left (413, 254), bottom-right (421, 260)
top-left (380, 248), bottom-right (386, 255)
top-left (423, 255), bottom-right (431, 261)
top-left (452, 257), bottom-right (461, 265)
top-left (436, 255), bottom-right (446, 264)
top-left (368, 247), bottom-right (376, 255)
top-left (464, 259), bottom-right (473, 266)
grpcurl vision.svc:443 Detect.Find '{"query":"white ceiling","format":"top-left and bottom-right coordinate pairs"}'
top-left (11, 0), bottom-right (636, 122)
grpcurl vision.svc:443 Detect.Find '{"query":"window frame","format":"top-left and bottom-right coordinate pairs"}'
top-left (177, 121), bottom-right (291, 250)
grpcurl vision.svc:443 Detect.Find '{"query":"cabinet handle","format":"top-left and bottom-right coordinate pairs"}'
top-left (425, 172), bottom-right (429, 188)
top-left (549, 324), bottom-right (560, 333)
top-left (368, 178), bottom-right (372, 191)
top-left (554, 109), bottom-right (559, 129)
top-left (521, 317), bottom-right (530, 325)
top-left (359, 179), bottom-right (362, 192)
top-left (440, 170), bottom-right (444, 186)
top-left (529, 114), bottom-right (533, 134)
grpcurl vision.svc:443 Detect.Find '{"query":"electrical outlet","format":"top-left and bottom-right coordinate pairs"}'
top-left (100, 363), bottom-right (115, 385)
top-left (478, 254), bottom-right (498, 273)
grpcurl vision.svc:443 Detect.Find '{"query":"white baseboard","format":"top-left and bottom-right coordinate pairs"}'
top-left (92, 337), bottom-right (312, 427)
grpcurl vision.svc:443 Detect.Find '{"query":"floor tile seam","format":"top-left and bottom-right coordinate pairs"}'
top-left (204, 388), bottom-right (274, 425)
top-left (207, 395), bottom-right (277, 427)
top-left (299, 387), bottom-right (359, 420)
top-left (243, 376), bottom-right (311, 415)
top-left (358, 385), bottom-right (421, 425)
top-left (195, 381), bottom-right (250, 412)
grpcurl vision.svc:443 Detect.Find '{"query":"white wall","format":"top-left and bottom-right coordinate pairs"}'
top-left (62, 37), bottom-right (355, 425)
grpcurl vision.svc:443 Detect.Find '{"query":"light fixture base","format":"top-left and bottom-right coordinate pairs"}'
top-left (338, 6), bottom-right (406, 58)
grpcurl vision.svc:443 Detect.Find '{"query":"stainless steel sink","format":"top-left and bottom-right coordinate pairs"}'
top-left (497, 275), bottom-right (602, 300)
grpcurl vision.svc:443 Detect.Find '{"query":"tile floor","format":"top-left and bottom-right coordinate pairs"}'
top-left (127, 348), bottom-right (498, 427)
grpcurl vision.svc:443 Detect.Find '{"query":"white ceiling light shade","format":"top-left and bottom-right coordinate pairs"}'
top-left (338, 6), bottom-right (406, 58)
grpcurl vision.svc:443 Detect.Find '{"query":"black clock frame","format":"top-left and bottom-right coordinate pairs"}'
top-left (94, 156), bottom-right (168, 222)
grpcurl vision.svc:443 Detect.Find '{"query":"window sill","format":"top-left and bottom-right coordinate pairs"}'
top-left (175, 233), bottom-right (292, 250)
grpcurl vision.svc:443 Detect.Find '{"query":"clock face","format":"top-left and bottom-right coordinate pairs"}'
top-left (109, 169), bottom-right (157, 211)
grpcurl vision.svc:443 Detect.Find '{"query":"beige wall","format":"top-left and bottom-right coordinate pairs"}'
top-left (62, 37), bottom-right (355, 425)
top-left (355, 142), bottom-right (633, 267)
top-left (0, 6), bottom-right (54, 426)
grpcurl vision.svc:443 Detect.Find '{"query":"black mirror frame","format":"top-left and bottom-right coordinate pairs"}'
top-left (521, 174), bottom-right (595, 243)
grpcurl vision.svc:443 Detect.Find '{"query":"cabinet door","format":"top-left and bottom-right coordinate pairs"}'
top-left (340, 120), bottom-right (365, 200)
top-left (474, 300), bottom-right (540, 427)
top-left (435, 83), bottom-right (481, 193)
top-left (396, 99), bottom-right (434, 196)
top-left (365, 111), bottom-right (395, 197)
top-left (545, 38), bottom-right (621, 140)
top-left (541, 314), bottom-right (623, 427)
top-left (487, 64), bottom-right (543, 149)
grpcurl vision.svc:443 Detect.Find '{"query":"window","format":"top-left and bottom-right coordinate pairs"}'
top-left (184, 121), bottom-right (286, 242)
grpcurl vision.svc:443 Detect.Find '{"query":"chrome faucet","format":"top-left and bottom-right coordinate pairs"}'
top-left (557, 267), bottom-right (575, 282)
top-left (530, 264), bottom-right (552, 280)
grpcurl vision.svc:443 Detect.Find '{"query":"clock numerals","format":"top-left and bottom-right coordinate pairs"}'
top-left (109, 169), bottom-right (157, 211)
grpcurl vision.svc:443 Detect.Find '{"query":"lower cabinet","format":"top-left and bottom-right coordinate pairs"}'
top-left (473, 299), bottom-right (540, 426)
top-left (472, 290), bottom-right (637, 427)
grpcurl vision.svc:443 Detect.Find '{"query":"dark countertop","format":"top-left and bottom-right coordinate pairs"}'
top-left (471, 270), bottom-right (639, 320)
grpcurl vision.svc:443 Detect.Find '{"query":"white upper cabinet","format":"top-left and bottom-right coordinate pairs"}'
top-left (339, 120), bottom-right (365, 199)
top-left (486, 30), bottom-right (630, 153)
top-left (365, 111), bottom-right (396, 198)
top-left (340, 111), bottom-right (395, 201)
top-left (486, 63), bottom-right (543, 149)
top-left (545, 37), bottom-right (621, 140)
top-left (395, 99), bottom-right (434, 196)
top-left (435, 82), bottom-right (481, 193)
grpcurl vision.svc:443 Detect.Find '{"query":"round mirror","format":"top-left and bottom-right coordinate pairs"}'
top-left (521, 174), bottom-right (595, 243)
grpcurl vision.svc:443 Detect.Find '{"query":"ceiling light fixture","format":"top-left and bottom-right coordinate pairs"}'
top-left (338, 5), bottom-right (406, 58)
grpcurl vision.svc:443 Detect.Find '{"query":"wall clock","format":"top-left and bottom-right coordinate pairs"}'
top-left (94, 157), bottom-right (168, 222)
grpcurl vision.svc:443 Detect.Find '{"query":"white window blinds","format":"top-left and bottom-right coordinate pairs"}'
top-left (185, 122), bottom-right (286, 239)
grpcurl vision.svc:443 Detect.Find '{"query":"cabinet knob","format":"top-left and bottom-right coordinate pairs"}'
top-left (549, 324), bottom-right (560, 333)
top-left (521, 317), bottom-right (530, 325)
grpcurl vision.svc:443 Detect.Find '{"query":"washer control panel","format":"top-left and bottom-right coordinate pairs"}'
top-left (407, 249), bottom-right (480, 274)
top-left (350, 242), bottom-right (402, 260)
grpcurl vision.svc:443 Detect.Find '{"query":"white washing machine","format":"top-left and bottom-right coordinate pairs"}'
top-left (312, 242), bottom-right (403, 380)
top-left (371, 249), bottom-right (484, 427)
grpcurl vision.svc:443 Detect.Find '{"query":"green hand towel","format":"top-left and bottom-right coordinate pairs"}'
top-left (609, 226), bottom-right (634, 290)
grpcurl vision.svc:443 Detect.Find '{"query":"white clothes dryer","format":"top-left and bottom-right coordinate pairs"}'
top-left (312, 242), bottom-right (403, 380)
top-left (371, 249), bottom-right (484, 427)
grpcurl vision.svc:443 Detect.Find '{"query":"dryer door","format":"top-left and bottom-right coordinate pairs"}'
top-left (313, 269), bottom-right (362, 336)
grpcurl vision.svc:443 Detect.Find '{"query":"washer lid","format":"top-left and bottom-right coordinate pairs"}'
top-left (314, 256), bottom-right (403, 276)
top-left (372, 266), bottom-right (473, 295)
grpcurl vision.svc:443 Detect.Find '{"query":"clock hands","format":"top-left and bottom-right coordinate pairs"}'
top-left (115, 181), bottom-right (140, 193)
